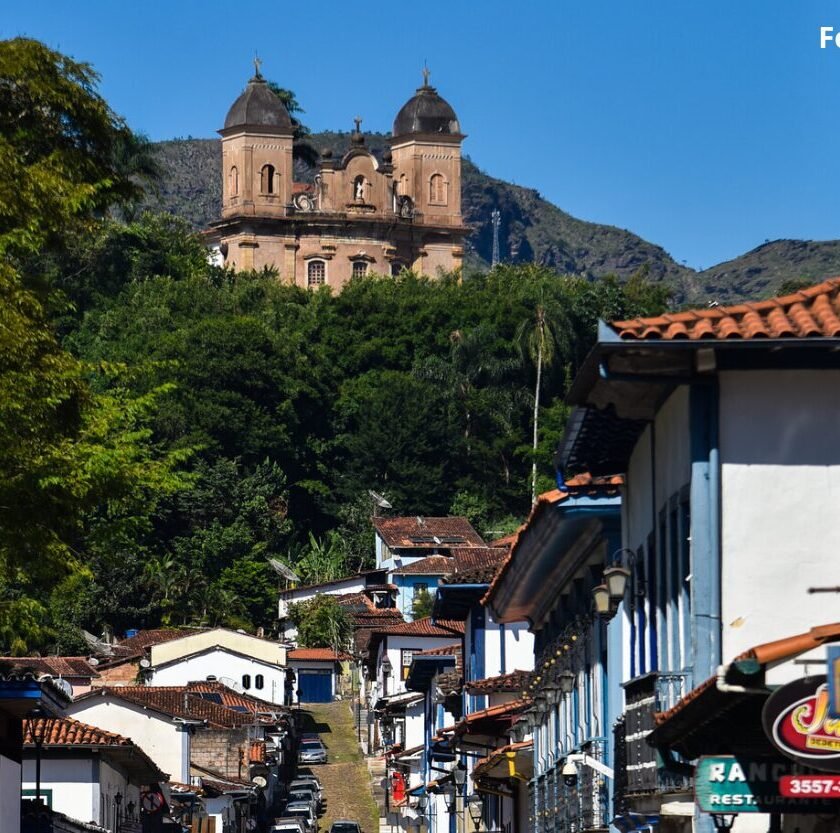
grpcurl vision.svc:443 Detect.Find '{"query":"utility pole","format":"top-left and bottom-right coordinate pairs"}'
top-left (491, 209), bottom-right (501, 266)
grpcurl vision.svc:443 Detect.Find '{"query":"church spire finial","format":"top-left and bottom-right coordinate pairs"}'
top-left (353, 116), bottom-right (363, 133)
top-left (422, 63), bottom-right (431, 88)
top-left (253, 53), bottom-right (263, 79)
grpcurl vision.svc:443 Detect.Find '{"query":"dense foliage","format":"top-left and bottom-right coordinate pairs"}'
top-left (289, 596), bottom-right (352, 650)
top-left (0, 38), bottom-right (670, 653)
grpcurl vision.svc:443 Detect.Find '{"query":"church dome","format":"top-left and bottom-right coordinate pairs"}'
top-left (224, 74), bottom-right (293, 132)
top-left (393, 77), bottom-right (460, 138)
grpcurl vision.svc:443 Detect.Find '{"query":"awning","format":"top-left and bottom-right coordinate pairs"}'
top-left (374, 691), bottom-right (424, 712)
top-left (473, 740), bottom-right (533, 784)
top-left (648, 623), bottom-right (840, 759)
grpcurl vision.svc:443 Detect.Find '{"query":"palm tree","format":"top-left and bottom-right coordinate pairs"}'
top-left (517, 301), bottom-right (564, 505)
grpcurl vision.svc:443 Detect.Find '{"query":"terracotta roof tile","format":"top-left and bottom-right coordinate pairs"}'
top-left (9, 657), bottom-right (98, 678)
top-left (391, 555), bottom-right (455, 575)
top-left (78, 684), bottom-right (281, 728)
top-left (372, 516), bottom-right (485, 549)
top-left (611, 278), bottom-right (840, 341)
top-left (465, 670), bottom-right (533, 696)
top-left (288, 648), bottom-right (351, 661)
top-left (375, 617), bottom-right (464, 637)
top-left (24, 716), bottom-right (133, 747)
top-left (455, 699), bottom-right (529, 734)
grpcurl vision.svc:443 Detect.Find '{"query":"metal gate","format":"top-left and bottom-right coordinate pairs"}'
top-left (298, 669), bottom-right (332, 702)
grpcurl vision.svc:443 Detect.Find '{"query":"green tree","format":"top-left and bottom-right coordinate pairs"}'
top-left (289, 595), bottom-right (352, 651)
top-left (411, 587), bottom-right (435, 621)
top-left (517, 299), bottom-right (564, 504)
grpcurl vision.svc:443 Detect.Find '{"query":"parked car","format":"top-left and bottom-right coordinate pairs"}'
top-left (288, 780), bottom-right (322, 809)
top-left (291, 775), bottom-right (322, 794)
top-left (328, 822), bottom-right (362, 833)
top-left (272, 819), bottom-right (308, 833)
top-left (284, 803), bottom-right (317, 833)
top-left (298, 738), bottom-right (328, 764)
top-left (285, 790), bottom-right (318, 815)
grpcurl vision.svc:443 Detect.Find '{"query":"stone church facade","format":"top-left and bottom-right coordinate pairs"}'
top-left (208, 68), bottom-right (467, 289)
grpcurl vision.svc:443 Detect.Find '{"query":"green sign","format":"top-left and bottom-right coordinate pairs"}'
top-left (695, 757), bottom-right (839, 813)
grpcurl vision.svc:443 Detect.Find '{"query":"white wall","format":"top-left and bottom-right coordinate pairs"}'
top-left (483, 619), bottom-right (533, 678)
top-left (404, 701), bottom-right (425, 750)
top-left (382, 636), bottom-right (461, 695)
top-left (0, 754), bottom-right (21, 833)
top-left (719, 370), bottom-right (840, 682)
top-left (623, 387), bottom-right (691, 554)
top-left (22, 758), bottom-right (95, 825)
top-left (66, 697), bottom-right (188, 783)
top-left (278, 576), bottom-right (368, 619)
top-left (150, 647), bottom-right (287, 704)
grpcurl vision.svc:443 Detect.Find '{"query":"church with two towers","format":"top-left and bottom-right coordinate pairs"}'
top-left (209, 66), bottom-right (467, 288)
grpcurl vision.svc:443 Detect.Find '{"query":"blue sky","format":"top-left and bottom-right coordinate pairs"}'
top-left (5, 0), bottom-right (840, 269)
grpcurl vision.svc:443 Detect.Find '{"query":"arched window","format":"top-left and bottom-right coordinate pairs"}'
top-left (352, 261), bottom-right (368, 279)
top-left (242, 674), bottom-right (251, 690)
top-left (429, 173), bottom-right (447, 205)
top-left (255, 674), bottom-right (264, 690)
top-left (261, 164), bottom-right (276, 195)
top-left (307, 260), bottom-right (326, 287)
top-left (230, 166), bottom-right (239, 196)
top-left (353, 175), bottom-right (365, 202)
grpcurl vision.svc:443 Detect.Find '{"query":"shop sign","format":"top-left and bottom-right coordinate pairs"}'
top-left (762, 675), bottom-right (840, 772)
top-left (695, 757), bottom-right (839, 813)
top-left (828, 647), bottom-right (840, 719)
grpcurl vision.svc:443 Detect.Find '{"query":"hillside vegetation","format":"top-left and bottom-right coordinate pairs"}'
top-left (147, 137), bottom-right (840, 304)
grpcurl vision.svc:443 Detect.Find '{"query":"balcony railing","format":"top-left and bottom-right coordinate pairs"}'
top-left (620, 671), bottom-right (693, 797)
top-left (532, 741), bottom-right (609, 833)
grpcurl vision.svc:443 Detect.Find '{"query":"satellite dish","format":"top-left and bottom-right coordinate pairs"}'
top-left (217, 676), bottom-right (243, 693)
top-left (88, 657), bottom-right (99, 667)
top-left (139, 658), bottom-right (151, 669)
top-left (53, 678), bottom-right (73, 698)
top-left (368, 490), bottom-right (392, 510)
top-left (252, 775), bottom-right (268, 788)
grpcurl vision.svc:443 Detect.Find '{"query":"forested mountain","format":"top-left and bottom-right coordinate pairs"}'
top-left (146, 137), bottom-right (840, 305)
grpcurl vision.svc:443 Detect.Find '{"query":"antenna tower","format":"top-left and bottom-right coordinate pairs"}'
top-left (491, 209), bottom-right (501, 266)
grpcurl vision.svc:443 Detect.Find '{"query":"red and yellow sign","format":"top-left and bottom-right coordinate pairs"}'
top-left (763, 676), bottom-right (840, 773)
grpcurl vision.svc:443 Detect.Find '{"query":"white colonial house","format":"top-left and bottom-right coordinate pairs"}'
top-left (142, 627), bottom-right (288, 705)
top-left (21, 717), bottom-right (166, 833)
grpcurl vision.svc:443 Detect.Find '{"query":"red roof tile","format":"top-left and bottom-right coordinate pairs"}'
top-left (455, 699), bottom-right (529, 734)
top-left (10, 657), bottom-right (98, 678)
top-left (611, 278), bottom-right (840, 341)
top-left (391, 555), bottom-right (455, 575)
top-left (24, 716), bottom-right (134, 747)
top-left (373, 516), bottom-right (485, 549)
top-left (376, 617), bottom-right (464, 637)
top-left (465, 670), bottom-right (533, 696)
top-left (77, 684), bottom-right (281, 728)
top-left (288, 648), bottom-right (351, 662)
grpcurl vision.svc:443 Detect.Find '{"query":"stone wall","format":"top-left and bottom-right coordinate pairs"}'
top-left (191, 727), bottom-right (249, 780)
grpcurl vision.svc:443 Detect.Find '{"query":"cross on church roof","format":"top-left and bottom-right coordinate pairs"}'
top-left (354, 116), bottom-right (363, 132)
top-left (422, 65), bottom-right (431, 87)
top-left (253, 54), bottom-right (263, 79)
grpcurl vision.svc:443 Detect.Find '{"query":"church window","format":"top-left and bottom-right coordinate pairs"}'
top-left (352, 261), bottom-right (368, 279)
top-left (429, 173), bottom-right (447, 205)
top-left (230, 166), bottom-right (239, 196)
top-left (261, 164), bottom-right (276, 195)
top-left (308, 260), bottom-right (326, 287)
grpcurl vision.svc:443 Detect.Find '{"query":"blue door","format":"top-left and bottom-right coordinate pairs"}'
top-left (298, 670), bottom-right (332, 702)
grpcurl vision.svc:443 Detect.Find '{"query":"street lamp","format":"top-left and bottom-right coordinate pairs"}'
top-left (25, 713), bottom-right (50, 827)
top-left (467, 794), bottom-right (484, 827)
top-left (558, 671), bottom-right (575, 695)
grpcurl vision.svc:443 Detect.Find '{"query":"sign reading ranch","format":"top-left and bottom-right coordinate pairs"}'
top-left (695, 757), bottom-right (839, 813)
top-left (762, 675), bottom-right (840, 773)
